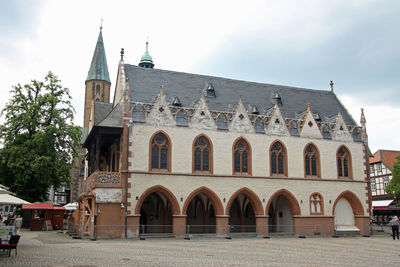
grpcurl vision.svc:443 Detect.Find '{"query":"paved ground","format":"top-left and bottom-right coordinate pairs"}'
top-left (1, 229), bottom-right (400, 266)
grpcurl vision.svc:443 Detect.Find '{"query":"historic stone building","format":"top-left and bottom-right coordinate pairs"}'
top-left (75, 28), bottom-right (371, 239)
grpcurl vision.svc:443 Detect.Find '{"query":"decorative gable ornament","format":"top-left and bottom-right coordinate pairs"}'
top-left (229, 97), bottom-right (255, 133)
top-left (300, 104), bottom-right (322, 139)
top-left (146, 86), bottom-right (176, 127)
top-left (332, 111), bottom-right (352, 142)
top-left (265, 101), bottom-right (289, 136)
top-left (189, 94), bottom-right (217, 130)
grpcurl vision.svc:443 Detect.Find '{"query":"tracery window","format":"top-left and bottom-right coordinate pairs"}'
top-left (233, 138), bottom-right (251, 175)
top-left (193, 135), bottom-right (212, 173)
top-left (310, 193), bottom-right (323, 214)
top-left (304, 144), bottom-right (320, 178)
top-left (270, 141), bottom-right (287, 176)
top-left (150, 132), bottom-right (170, 171)
top-left (337, 146), bottom-right (352, 179)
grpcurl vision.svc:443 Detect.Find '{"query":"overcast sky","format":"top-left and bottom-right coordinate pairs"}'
top-left (0, 0), bottom-right (399, 153)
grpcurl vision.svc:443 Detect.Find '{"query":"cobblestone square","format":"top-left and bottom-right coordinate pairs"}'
top-left (1, 230), bottom-right (400, 266)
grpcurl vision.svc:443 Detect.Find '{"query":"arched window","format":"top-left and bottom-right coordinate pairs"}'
top-left (304, 144), bottom-right (320, 178)
top-left (233, 138), bottom-right (251, 175)
top-left (193, 135), bottom-right (213, 173)
top-left (337, 146), bottom-right (352, 179)
top-left (150, 132), bottom-right (170, 171)
top-left (270, 141), bottom-right (287, 176)
top-left (310, 193), bottom-right (323, 214)
top-left (96, 84), bottom-right (100, 95)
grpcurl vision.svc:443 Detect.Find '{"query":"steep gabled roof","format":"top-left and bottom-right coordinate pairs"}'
top-left (124, 65), bottom-right (356, 125)
top-left (86, 30), bottom-right (111, 83)
top-left (370, 150), bottom-right (400, 169)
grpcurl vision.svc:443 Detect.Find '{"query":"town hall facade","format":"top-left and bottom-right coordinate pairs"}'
top-left (74, 28), bottom-right (371, 239)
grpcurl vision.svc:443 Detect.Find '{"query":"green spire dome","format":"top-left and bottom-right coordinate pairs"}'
top-left (86, 29), bottom-right (111, 83)
top-left (139, 41), bottom-right (154, 69)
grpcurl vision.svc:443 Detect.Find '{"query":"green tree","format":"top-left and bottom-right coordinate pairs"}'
top-left (0, 72), bottom-right (80, 202)
top-left (385, 155), bottom-right (400, 199)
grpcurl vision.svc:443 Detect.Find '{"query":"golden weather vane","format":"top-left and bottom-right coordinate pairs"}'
top-left (100, 18), bottom-right (104, 30)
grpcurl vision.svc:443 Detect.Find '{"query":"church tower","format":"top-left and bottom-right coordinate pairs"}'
top-left (84, 26), bottom-right (111, 127)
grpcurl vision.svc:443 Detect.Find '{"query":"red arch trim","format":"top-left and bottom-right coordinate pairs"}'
top-left (134, 185), bottom-right (181, 215)
top-left (182, 186), bottom-right (224, 216)
top-left (265, 189), bottom-right (301, 216)
top-left (225, 187), bottom-right (263, 216)
top-left (332, 190), bottom-right (364, 216)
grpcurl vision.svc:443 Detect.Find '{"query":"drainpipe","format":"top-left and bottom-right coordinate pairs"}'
top-left (124, 122), bottom-right (131, 238)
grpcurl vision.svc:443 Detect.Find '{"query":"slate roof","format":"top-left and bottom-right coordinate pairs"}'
top-left (124, 65), bottom-right (357, 125)
top-left (93, 102), bottom-right (113, 125)
top-left (86, 30), bottom-right (111, 83)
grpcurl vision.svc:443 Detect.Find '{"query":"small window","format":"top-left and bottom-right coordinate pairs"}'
top-left (310, 193), bottom-right (323, 214)
top-left (370, 165), bottom-right (374, 174)
top-left (96, 84), bottom-right (100, 95)
top-left (377, 164), bottom-right (382, 172)
top-left (371, 179), bottom-right (376, 192)
top-left (383, 177), bottom-right (389, 188)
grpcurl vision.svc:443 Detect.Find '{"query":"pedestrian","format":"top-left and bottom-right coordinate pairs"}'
top-left (13, 215), bottom-right (23, 235)
top-left (389, 216), bottom-right (399, 240)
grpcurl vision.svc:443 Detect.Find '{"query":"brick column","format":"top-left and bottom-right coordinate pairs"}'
top-left (256, 215), bottom-right (268, 237)
top-left (355, 215), bottom-right (370, 235)
top-left (216, 215), bottom-right (229, 237)
top-left (126, 215), bottom-right (140, 238)
top-left (173, 215), bottom-right (187, 238)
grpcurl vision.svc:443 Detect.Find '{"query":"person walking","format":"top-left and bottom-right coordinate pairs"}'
top-left (389, 216), bottom-right (399, 240)
top-left (13, 215), bottom-right (23, 235)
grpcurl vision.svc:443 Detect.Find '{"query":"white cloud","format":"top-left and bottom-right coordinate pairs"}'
top-left (0, 0), bottom-right (398, 155)
top-left (339, 95), bottom-right (400, 153)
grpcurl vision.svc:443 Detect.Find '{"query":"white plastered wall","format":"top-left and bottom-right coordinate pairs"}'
top-left (127, 123), bottom-right (368, 217)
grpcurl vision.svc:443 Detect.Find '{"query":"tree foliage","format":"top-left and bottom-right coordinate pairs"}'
top-left (385, 155), bottom-right (400, 199)
top-left (0, 72), bottom-right (80, 202)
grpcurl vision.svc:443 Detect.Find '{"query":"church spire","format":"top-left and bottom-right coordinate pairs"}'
top-left (138, 40), bottom-right (154, 69)
top-left (86, 28), bottom-right (111, 83)
top-left (83, 26), bottom-right (111, 128)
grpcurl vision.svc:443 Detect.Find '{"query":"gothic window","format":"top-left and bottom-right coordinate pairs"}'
top-left (270, 141), bottom-right (287, 176)
top-left (193, 135), bottom-right (212, 173)
top-left (337, 146), bottom-right (352, 179)
top-left (233, 138), bottom-right (251, 175)
top-left (96, 85), bottom-right (100, 95)
top-left (310, 193), bottom-right (323, 214)
top-left (304, 144), bottom-right (320, 178)
top-left (150, 132), bottom-right (170, 171)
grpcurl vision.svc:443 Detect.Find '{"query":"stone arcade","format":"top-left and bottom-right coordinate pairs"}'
top-left (74, 28), bottom-right (370, 239)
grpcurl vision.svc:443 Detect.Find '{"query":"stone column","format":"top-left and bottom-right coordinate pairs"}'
top-left (256, 215), bottom-right (268, 237)
top-left (216, 215), bottom-right (230, 237)
top-left (173, 215), bottom-right (187, 238)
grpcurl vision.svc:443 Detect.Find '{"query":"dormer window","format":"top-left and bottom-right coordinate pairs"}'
top-left (272, 92), bottom-right (282, 105)
top-left (172, 96), bottom-right (182, 107)
top-left (205, 83), bottom-right (216, 98)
